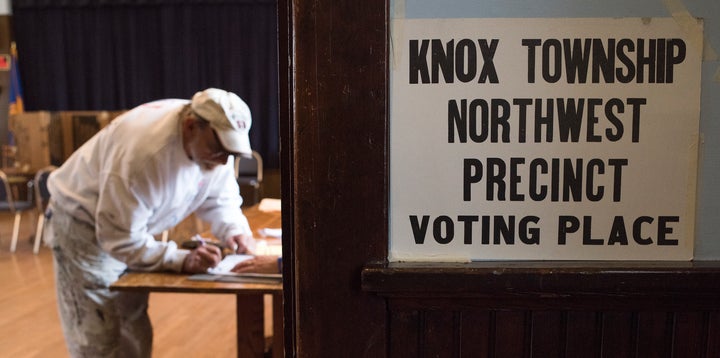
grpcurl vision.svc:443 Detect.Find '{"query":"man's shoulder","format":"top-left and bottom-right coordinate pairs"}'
top-left (109, 101), bottom-right (186, 177)
top-left (135, 98), bottom-right (189, 111)
top-left (117, 99), bottom-right (187, 122)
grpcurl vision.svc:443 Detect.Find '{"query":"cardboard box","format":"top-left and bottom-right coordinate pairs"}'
top-left (8, 111), bottom-right (51, 171)
top-left (58, 111), bottom-right (112, 162)
top-left (11, 110), bottom-right (126, 168)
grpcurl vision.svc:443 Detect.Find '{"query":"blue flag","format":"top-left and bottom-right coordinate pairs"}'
top-left (8, 41), bottom-right (24, 117)
top-left (5, 41), bottom-right (23, 165)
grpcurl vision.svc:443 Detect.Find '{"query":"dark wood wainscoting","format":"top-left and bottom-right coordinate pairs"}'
top-left (362, 261), bottom-right (720, 357)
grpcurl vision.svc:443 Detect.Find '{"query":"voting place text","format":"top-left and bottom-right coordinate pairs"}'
top-left (390, 18), bottom-right (702, 261)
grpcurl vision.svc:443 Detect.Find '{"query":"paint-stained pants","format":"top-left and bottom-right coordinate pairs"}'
top-left (46, 205), bottom-right (153, 358)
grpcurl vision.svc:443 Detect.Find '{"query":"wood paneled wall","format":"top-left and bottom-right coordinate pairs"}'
top-left (385, 308), bottom-right (720, 357)
top-left (363, 261), bottom-right (720, 357)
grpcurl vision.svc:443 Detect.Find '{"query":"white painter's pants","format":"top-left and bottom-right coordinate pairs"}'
top-left (46, 205), bottom-right (153, 358)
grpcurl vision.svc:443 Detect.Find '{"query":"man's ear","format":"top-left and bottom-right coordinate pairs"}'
top-left (180, 116), bottom-right (198, 146)
top-left (182, 116), bottom-right (197, 132)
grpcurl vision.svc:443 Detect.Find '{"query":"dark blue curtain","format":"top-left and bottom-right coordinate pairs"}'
top-left (11, 0), bottom-right (279, 168)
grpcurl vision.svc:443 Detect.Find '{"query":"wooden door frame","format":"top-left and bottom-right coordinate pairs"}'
top-left (279, 0), bottom-right (390, 356)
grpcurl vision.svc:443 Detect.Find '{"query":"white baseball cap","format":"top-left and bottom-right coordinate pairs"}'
top-left (191, 88), bottom-right (252, 157)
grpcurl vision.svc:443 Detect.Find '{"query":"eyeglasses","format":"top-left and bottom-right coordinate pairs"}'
top-left (207, 127), bottom-right (240, 159)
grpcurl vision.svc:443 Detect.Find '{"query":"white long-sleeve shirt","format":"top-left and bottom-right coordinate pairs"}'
top-left (48, 99), bottom-right (250, 272)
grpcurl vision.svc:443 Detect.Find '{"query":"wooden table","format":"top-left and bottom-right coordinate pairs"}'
top-left (112, 271), bottom-right (282, 357)
top-left (111, 202), bottom-right (283, 358)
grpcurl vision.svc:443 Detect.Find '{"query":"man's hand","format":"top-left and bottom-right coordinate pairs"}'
top-left (225, 233), bottom-right (257, 254)
top-left (230, 255), bottom-right (280, 274)
top-left (181, 243), bottom-right (222, 273)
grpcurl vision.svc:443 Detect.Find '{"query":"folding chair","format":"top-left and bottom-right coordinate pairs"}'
top-left (235, 150), bottom-right (263, 205)
top-left (0, 170), bottom-right (35, 252)
top-left (33, 166), bottom-right (57, 254)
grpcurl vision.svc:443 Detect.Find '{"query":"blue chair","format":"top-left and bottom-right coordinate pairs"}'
top-left (32, 166), bottom-right (57, 254)
top-left (0, 169), bottom-right (35, 253)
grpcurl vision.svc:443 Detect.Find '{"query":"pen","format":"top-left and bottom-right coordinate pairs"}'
top-left (184, 235), bottom-right (226, 251)
top-left (191, 234), bottom-right (205, 244)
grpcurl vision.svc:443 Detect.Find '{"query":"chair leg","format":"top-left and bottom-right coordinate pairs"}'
top-left (9, 212), bottom-right (21, 253)
top-left (33, 214), bottom-right (44, 254)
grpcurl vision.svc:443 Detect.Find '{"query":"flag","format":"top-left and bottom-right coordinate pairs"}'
top-left (5, 41), bottom-right (23, 167)
top-left (8, 41), bottom-right (24, 116)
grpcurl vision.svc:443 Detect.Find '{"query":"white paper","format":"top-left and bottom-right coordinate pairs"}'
top-left (258, 198), bottom-right (281, 212)
top-left (258, 228), bottom-right (282, 238)
top-left (207, 254), bottom-right (253, 275)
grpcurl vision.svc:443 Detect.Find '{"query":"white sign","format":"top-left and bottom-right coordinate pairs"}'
top-left (390, 18), bottom-right (703, 261)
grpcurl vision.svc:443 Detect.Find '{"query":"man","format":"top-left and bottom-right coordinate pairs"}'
top-left (46, 88), bottom-right (258, 357)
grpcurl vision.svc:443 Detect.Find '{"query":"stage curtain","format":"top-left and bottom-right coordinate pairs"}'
top-left (11, 0), bottom-right (279, 168)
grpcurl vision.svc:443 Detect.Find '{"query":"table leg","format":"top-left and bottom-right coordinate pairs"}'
top-left (236, 294), bottom-right (265, 358)
top-left (272, 292), bottom-right (284, 358)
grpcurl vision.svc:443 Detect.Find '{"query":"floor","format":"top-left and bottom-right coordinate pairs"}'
top-left (0, 210), bottom-right (247, 358)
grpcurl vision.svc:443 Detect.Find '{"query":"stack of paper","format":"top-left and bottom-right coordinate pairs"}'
top-left (258, 228), bottom-right (282, 238)
top-left (258, 198), bottom-right (281, 212)
top-left (207, 254), bottom-right (253, 275)
top-left (190, 254), bottom-right (282, 283)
